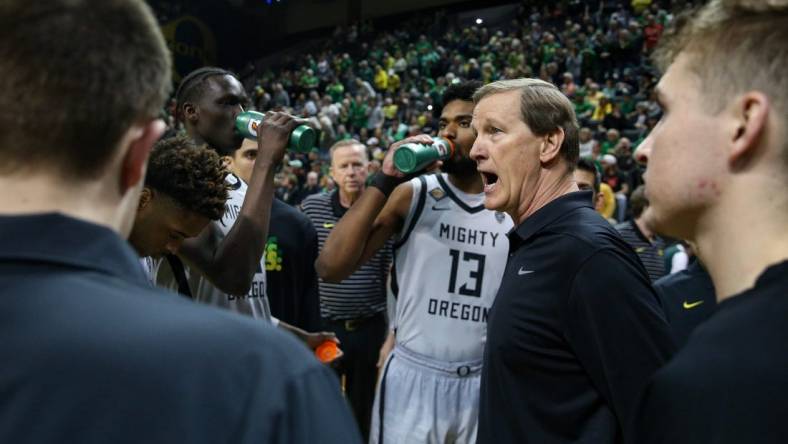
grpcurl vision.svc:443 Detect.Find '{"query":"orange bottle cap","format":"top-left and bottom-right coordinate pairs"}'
top-left (315, 340), bottom-right (339, 363)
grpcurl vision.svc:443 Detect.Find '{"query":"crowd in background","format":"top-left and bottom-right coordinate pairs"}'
top-left (164, 0), bottom-right (676, 218)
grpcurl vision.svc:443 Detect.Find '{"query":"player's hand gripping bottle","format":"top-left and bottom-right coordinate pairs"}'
top-left (393, 137), bottom-right (455, 174)
top-left (235, 111), bottom-right (316, 152)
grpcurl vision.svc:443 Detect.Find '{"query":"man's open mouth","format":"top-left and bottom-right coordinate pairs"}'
top-left (481, 171), bottom-right (499, 193)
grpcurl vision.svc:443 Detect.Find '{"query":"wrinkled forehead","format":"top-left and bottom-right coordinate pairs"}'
top-left (331, 144), bottom-right (367, 165)
top-left (472, 90), bottom-right (522, 124)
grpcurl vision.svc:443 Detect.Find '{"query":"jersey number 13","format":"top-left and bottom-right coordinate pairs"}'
top-left (448, 249), bottom-right (485, 298)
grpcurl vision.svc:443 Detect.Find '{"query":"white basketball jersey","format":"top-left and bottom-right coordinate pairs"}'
top-left (392, 173), bottom-right (513, 362)
top-left (139, 257), bottom-right (159, 286)
top-left (190, 173), bottom-right (272, 321)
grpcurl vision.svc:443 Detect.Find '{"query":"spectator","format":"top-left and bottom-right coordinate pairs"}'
top-left (298, 171), bottom-right (322, 203)
top-left (615, 186), bottom-right (668, 282)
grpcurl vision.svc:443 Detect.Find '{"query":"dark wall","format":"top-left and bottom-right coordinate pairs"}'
top-left (148, 0), bottom-right (288, 81)
top-left (146, 0), bottom-right (518, 79)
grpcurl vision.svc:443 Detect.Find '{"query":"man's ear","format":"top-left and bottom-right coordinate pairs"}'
top-left (540, 128), bottom-right (565, 164)
top-left (183, 102), bottom-right (199, 124)
top-left (222, 155), bottom-right (234, 170)
top-left (729, 91), bottom-right (769, 171)
top-left (119, 119), bottom-right (166, 194)
top-left (138, 187), bottom-right (154, 212)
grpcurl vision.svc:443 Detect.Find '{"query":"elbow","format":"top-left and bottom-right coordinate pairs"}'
top-left (315, 257), bottom-right (347, 283)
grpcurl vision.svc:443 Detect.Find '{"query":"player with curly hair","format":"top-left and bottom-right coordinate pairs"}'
top-left (128, 135), bottom-right (229, 281)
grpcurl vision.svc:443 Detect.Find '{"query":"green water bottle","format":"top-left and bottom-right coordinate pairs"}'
top-left (393, 137), bottom-right (455, 174)
top-left (235, 111), bottom-right (316, 153)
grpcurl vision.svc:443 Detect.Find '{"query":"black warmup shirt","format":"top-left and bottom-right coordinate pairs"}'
top-left (266, 198), bottom-right (322, 331)
top-left (0, 214), bottom-right (362, 444)
top-left (653, 260), bottom-right (716, 348)
top-left (478, 191), bottom-right (675, 444)
top-left (631, 260), bottom-right (788, 444)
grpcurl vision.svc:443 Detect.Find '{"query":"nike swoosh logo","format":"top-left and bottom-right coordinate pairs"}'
top-left (323, 222), bottom-right (335, 229)
top-left (432, 205), bottom-right (451, 211)
top-left (683, 300), bottom-right (704, 309)
top-left (518, 267), bottom-right (534, 275)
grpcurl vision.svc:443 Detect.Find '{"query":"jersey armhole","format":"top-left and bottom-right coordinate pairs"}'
top-left (393, 176), bottom-right (427, 249)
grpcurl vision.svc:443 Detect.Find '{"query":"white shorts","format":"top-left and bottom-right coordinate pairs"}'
top-left (369, 344), bottom-right (482, 444)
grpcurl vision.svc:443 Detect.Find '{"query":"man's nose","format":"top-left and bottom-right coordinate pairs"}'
top-left (470, 138), bottom-right (486, 163)
top-left (634, 136), bottom-right (652, 166)
top-left (440, 123), bottom-right (456, 140)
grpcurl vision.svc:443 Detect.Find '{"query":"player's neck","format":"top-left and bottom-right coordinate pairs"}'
top-left (186, 128), bottom-right (207, 148)
top-left (695, 187), bottom-right (788, 302)
top-left (0, 173), bottom-right (128, 234)
top-left (448, 172), bottom-right (484, 195)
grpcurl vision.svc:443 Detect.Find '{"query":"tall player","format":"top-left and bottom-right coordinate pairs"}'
top-left (317, 81), bottom-right (513, 443)
top-left (169, 67), bottom-right (338, 350)
top-left (172, 67), bottom-right (295, 319)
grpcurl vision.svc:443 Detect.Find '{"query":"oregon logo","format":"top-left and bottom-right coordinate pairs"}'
top-left (265, 237), bottom-right (283, 272)
top-left (160, 15), bottom-right (218, 83)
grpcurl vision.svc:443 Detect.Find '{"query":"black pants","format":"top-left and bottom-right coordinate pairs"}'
top-left (324, 312), bottom-right (387, 442)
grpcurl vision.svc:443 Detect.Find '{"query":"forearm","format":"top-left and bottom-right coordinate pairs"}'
top-left (210, 162), bottom-right (277, 294)
top-left (316, 187), bottom-right (388, 282)
top-left (278, 320), bottom-right (308, 342)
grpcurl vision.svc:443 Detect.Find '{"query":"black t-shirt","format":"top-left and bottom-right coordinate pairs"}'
top-left (652, 260), bottom-right (717, 348)
top-left (266, 198), bottom-right (322, 331)
top-left (478, 191), bottom-right (675, 444)
top-left (631, 260), bottom-right (788, 444)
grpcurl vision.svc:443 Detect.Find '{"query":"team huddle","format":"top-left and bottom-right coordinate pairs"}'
top-left (1, 0), bottom-right (787, 444)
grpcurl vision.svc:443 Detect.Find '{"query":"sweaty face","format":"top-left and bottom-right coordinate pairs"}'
top-left (639, 53), bottom-right (728, 240)
top-left (439, 99), bottom-right (478, 177)
top-left (470, 90), bottom-right (543, 216)
top-left (129, 191), bottom-right (211, 258)
top-left (191, 75), bottom-right (248, 154)
top-left (330, 144), bottom-right (368, 196)
top-left (226, 138), bottom-right (257, 184)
